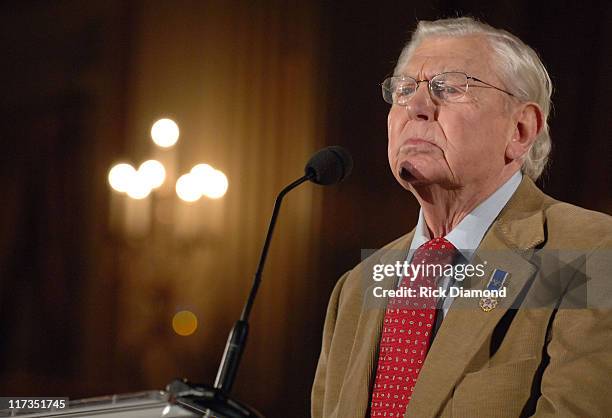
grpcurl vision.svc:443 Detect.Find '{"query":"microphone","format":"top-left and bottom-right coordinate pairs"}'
top-left (305, 145), bottom-right (353, 185)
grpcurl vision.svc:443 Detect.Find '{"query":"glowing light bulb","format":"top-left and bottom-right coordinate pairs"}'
top-left (190, 164), bottom-right (229, 199)
top-left (108, 163), bottom-right (136, 193)
top-left (203, 169), bottom-right (229, 199)
top-left (176, 173), bottom-right (202, 202)
top-left (151, 118), bottom-right (179, 148)
top-left (138, 159), bottom-right (166, 189)
top-left (126, 171), bottom-right (152, 199)
top-left (190, 163), bottom-right (215, 182)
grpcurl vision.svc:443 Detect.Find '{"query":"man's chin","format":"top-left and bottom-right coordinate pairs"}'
top-left (397, 162), bottom-right (449, 190)
top-left (399, 166), bottom-right (416, 182)
top-left (398, 162), bottom-right (428, 185)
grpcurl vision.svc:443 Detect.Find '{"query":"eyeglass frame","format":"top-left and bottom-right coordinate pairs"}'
top-left (381, 71), bottom-right (515, 105)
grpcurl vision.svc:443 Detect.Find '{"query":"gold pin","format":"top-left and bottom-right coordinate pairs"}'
top-left (479, 269), bottom-right (509, 312)
top-left (479, 297), bottom-right (498, 312)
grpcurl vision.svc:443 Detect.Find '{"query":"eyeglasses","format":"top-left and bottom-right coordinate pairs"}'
top-left (381, 72), bottom-right (515, 105)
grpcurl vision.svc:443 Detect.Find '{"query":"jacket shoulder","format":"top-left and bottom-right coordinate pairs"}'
top-left (542, 199), bottom-right (612, 248)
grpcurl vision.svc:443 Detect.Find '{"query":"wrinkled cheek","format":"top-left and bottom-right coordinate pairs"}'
top-left (387, 115), bottom-right (395, 149)
top-left (387, 135), bottom-right (396, 172)
top-left (387, 112), bottom-right (398, 166)
top-left (388, 127), bottom-right (403, 171)
top-left (387, 128), bottom-right (395, 155)
top-left (387, 110), bottom-right (405, 150)
top-left (387, 111), bottom-right (393, 132)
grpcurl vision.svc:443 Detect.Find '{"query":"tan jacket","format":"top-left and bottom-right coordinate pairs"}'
top-left (312, 177), bottom-right (612, 418)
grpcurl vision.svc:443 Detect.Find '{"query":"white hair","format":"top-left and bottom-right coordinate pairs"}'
top-left (394, 17), bottom-right (552, 180)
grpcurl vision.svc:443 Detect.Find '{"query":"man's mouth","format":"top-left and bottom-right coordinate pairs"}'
top-left (404, 138), bottom-right (432, 146)
top-left (399, 138), bottom-right (434, 153)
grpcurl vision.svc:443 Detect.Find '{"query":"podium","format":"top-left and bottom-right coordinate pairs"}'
top-left (0, 391), bottom-right (196, 417)
top-left (0, 381), bottom-right (263, 418)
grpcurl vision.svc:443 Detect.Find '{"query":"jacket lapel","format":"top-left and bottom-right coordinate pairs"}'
top-left (405, 177), bottom-right (549, 418)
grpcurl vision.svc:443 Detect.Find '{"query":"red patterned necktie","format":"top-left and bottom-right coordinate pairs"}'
top-left (370, 237), bottom-right (458, 418)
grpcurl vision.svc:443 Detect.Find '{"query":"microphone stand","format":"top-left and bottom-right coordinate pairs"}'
top-left (167, 171), bottom-right (315, 418)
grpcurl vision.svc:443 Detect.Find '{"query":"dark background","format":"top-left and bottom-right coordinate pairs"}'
top-left (0, 1), bottom-right (610, 417)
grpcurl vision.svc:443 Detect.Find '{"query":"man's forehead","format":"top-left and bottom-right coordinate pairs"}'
top-left (401, 36), bottom-right (494, 77)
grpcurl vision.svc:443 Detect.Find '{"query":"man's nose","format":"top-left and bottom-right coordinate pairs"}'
top-left (405, 82), bottom-right (436, 121)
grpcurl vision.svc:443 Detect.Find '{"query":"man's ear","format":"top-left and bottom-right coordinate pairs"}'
top-left (506, 102), bottom-right (543, 161)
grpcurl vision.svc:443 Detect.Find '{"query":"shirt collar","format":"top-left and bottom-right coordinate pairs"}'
top-left (410, 171), bottom-right (523, 259)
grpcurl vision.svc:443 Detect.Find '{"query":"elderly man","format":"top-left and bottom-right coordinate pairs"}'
top-left (312, 17), bottom-right (612, 418)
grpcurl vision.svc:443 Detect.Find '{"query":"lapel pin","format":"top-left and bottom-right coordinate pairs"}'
top-left (479, 269), bottom-right (509, 312)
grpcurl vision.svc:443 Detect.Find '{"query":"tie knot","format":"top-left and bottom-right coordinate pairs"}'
top-left (413, 237), bottom-right (458, 265)
top-left (423, 237), bottom-right (455, 251)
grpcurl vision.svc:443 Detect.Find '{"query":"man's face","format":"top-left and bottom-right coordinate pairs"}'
top-left (388, 36), bottom-right (516, 191)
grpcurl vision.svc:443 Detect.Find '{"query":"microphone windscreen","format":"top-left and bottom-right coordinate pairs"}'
top-left (304, 146), bottom-right (353, 185)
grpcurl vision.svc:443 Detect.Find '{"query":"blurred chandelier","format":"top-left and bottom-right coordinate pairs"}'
top-left (107, 118), bottom-right (228, 202)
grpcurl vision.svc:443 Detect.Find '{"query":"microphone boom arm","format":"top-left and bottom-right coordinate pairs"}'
top-left (213, 171), bottom-right (315, 393)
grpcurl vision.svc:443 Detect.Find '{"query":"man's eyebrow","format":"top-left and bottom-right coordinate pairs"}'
top-left (434, 68), bottom-right (466, 75)
top-left (398, 67), bottom-right (470, 79)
